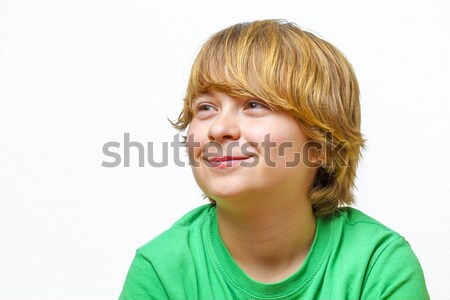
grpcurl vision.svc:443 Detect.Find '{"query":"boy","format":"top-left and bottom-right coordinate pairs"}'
top-left (119, 19), bottom-right (429, 300)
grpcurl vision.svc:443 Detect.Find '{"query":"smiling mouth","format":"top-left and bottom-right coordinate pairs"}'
top-left (204, 156), bottom-right (253, 168)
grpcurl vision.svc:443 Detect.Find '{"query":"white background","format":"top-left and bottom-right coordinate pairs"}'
top-left (1, 0), bottom-right (449, 299)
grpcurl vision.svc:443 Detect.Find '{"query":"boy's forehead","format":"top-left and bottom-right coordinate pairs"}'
top-left (192, 89), bottom-right (225, 101)
top-left (192, 89), bottom-right (248, 104)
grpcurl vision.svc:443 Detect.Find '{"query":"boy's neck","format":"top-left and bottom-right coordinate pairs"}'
top-left (215, 193), bottom-right (316, 283)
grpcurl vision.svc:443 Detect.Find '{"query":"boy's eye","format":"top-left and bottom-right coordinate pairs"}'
top-left (192, 103), bottom-right (217, 117)
top-left (246, 100), bottom-right (268, 110)
top-left (197, 104), bottom-right (215, 112)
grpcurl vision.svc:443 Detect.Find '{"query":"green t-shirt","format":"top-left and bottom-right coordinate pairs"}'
top-left (119, 204), bottom-right (429, 300)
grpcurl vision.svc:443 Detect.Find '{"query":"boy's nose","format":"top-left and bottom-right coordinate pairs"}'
top-left (207, 112), bottom-right (241, 143)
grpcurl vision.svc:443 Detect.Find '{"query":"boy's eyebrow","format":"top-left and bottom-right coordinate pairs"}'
top-left (191, 91), bottom-right (212, 105)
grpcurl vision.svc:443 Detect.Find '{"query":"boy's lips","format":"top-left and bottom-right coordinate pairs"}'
top-left (207, 156), bottom-right (252, 162)
top-left (203, 155), bottom-right (255, 168)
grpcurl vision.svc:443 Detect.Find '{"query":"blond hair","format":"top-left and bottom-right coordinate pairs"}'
top-left (170, 19), bottom-right (366, 217)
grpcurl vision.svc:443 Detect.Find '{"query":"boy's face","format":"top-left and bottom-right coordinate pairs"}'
top-left (186, 89), bottom-right (319, 203)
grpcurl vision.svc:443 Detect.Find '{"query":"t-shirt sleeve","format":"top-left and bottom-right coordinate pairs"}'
top-left (118, 250), bottom-right (169, 300)
top-left (361, 237), bottom-right (430, 300)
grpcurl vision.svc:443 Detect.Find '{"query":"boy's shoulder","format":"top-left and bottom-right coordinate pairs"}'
top-left (331, 206), bottom-right (407, 250)
top-left (137, 204), bottom-right (214, 260)
top-left (337, 206), bottom-right (402, 234)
